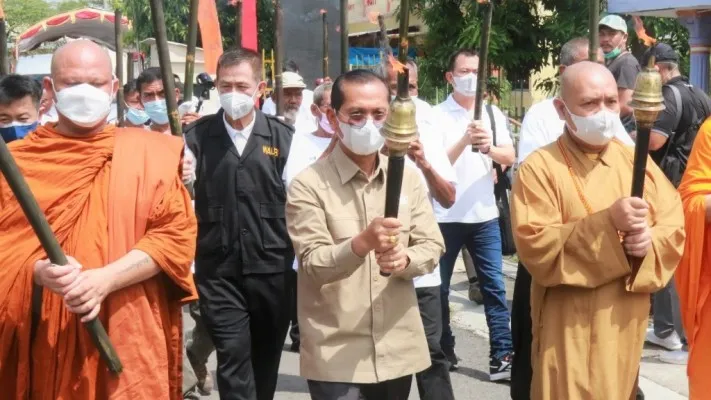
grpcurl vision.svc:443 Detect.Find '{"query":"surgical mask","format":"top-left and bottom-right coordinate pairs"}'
top-left (564, 103), bottom-right (619, 146)
top-left (453, 73), bottom-right (477, 97)
top-left (125, 106), bottom-right (150, 125)
top-left (0, 121), bottom-right (38, 143)
top-left (318, 113), bottom-right (334, 134)
top-left (53, 82), bottom-right (112, 127)
top-left (220, 90), bottom-right (256, 120)
top-left (144, 99), bottom-right (169, 125)
top-left (338, 118), bottom-right (385, 155)
top-left (604, 47), bottom-right (622, 60)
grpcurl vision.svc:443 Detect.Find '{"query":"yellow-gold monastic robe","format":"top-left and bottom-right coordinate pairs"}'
top-left (511, 133), bottom-right (685, 400)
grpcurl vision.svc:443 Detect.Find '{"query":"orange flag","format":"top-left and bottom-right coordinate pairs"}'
top-left (198, 0), bottom-right (224, 75)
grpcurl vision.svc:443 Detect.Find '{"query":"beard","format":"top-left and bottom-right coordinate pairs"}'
top-left (284, 108), bottom-right (298, 124)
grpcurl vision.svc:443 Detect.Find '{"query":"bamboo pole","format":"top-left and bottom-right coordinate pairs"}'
top-left (340, 0), bottom-right (348, 73)
top-left (472, 0), bottom-right (493, 152)
top-left (184, 0), bottom-right (200, 102)
top-left (0, 0), bottom-right (7, 76)
top-left (114, 8), bottom-right (124, 126)
top-left (589, 0), bottom-right (600, 61)
top-left (0, 135), bottom-right (123, 373)
top-left (126, 51), bottom-right (135, 81)
top-left (322, 11), bottom-right (328, 79)
top-left (148, 0), bottom-right (182, 137)
top-left (274, 0), bottom-right (284, 117)
top-left (235, 1), bottom-right (242, 48)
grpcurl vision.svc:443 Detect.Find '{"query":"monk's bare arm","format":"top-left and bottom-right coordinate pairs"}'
top-left (104, 250), bottom-right (161, 294)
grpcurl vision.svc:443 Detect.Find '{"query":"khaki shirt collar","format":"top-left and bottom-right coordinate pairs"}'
top-left (330, 144), bottom-right (387, 185)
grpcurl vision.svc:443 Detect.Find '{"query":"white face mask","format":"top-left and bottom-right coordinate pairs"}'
top-left (53, 81), bottom-right (112, 127)
top-left (564, 103), bottom-right (619, 146)
top-left (220, 90), bottom-right (257, 120)
top-left (453, 73), bottom-right (477, 97)
top-left (338, 118), bottom-right (385, 155)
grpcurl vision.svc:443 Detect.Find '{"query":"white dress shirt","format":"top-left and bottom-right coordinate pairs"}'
top-left (517, 98), bottom-right (635, 163)
top-left (433, 95), bottom-right (513, 224)
top-left (224, 112), bottom-right (256, 155)
top-left (409, 97), bottom-right (458, 288)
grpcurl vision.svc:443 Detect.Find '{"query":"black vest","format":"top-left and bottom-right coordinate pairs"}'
top-left (185, 109), bottom-right (295, 277)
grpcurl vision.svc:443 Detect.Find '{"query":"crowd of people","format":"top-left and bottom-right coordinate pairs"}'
top-left (0, 13), bottom-right (710, 400)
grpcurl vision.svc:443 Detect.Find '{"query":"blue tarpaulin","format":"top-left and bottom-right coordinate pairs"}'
top-left (348, 47), bottom-right (417, 67)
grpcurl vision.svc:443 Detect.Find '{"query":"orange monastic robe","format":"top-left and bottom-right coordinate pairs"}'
top-left (677, 119), bottom-right (711, 400)
top-left (0, 124), bottom-right (197, 399)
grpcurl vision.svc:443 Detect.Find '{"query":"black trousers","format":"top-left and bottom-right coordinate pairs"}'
top-left (289, 269), bottom-right (300, 346)
top-left (307, 376), bottom-right (412, 400)
top-left (510, 263), bottom-right (532, 400)
top-left (415, 286), bottom-right (455, 400)
top-left (197, 272), bottom-right (290, 400)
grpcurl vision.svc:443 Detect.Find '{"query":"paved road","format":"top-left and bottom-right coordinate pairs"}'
top-left (184, 321), bottom-right (511, 400)
top-left (185, 257), bottom-right (689, 399)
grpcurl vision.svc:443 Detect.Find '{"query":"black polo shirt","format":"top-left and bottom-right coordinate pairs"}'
top-left (651, 76), bottom-right (711, 186)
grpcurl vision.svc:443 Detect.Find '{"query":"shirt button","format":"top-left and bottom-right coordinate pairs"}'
top-left (241, 229), bottom-right (248, 235)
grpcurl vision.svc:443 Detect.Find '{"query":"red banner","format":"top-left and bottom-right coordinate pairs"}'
top-left (198, 0), bottom-right (224, 75)
top-left (241, 0), bottom-right (257, 51)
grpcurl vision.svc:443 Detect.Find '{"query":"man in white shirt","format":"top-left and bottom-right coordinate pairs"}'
top-left (517, 39), bottom-right (634, 164)
top-left (270, 71), bottom-right (318, 135)
top-left (380, 60), bottom-right (457, 400)
top-left (434, 49), bottom-right (515, 381)
top-left (510, 37), bottom-right (637, 400)
top-left (282, 82), bottom-right (335, 352)
top-left (262, 60), bottom-right (316, 133)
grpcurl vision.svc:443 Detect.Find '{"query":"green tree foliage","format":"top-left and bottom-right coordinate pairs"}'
top-left (410, 0), bottom-right (690, 102)
top-left (55, 0), bottom-right (91, 13)
top-left (5, 0), bottom-right (54, 39)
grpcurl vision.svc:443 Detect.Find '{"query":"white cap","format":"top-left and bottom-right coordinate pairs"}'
top-left (282, 71), bottom-right (306, 89)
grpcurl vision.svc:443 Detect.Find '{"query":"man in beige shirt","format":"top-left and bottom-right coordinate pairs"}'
top-left (286, 69), bottom-right (445, 400)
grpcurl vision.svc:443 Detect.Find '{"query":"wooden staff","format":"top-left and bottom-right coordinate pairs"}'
top-left (115, 8), bottom-right (124, 127)
top-left (472, 0), bottom-right (493, 152)
top-left (340, 0), bottom-right (348, 73)
top-left (322, 10), bottom-right (328, 79)
top-left (184, 0), bottom-right (200, 102)
top-left (274, 0), bottom-right (284, 117)
top-left (588, 0), bottom-right (599, 61)
top-left (148, 0), bottom-right (182, 137)
top-left (0, 136), bottom-right (123, 373)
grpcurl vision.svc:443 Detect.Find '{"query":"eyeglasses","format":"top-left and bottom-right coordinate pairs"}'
top-left (337, 110), bottom-right (387, 128)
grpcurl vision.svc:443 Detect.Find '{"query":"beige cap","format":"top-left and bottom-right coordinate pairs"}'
top-left (282, 71), bottom-right (306, 89)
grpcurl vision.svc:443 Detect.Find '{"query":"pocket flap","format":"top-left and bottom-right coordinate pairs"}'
top-left (260, 203), bottom-right (286, 219)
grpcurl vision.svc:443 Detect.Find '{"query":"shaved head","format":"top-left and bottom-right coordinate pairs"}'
top-left (44, 40), bottom-right (117, 135)
top-left (559, 62), bottom-right (618, 105)
top-left (50, 40), bottom-right (113, 78)
top-left (554, 61), bottom-right (620, 149)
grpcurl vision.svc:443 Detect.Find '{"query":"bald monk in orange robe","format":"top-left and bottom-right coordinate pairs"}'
top-left (677, 118), bottom-right (711, 400)
top-left (0, 40), bottom-right (197, 399)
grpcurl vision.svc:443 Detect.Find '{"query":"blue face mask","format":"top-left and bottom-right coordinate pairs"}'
top-left (126, 106), bottom-right (150, 125)
top-left (143, 99), bottom-right (169, 125)
top-left (0, 121), bottom-right (38, 143)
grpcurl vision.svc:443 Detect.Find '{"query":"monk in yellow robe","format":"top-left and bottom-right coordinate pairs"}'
top-left (511, 61), bottom-right (685, 400)
top-left (676, 118), bottom-right (711, 399)
top-left (0, 41), bottom-right (197, 399)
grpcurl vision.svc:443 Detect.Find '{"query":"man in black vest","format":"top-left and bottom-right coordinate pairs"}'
top-left (185, 48), bottom-right (294, 400)
top-left (643, 43), bottom-right (711, 366)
